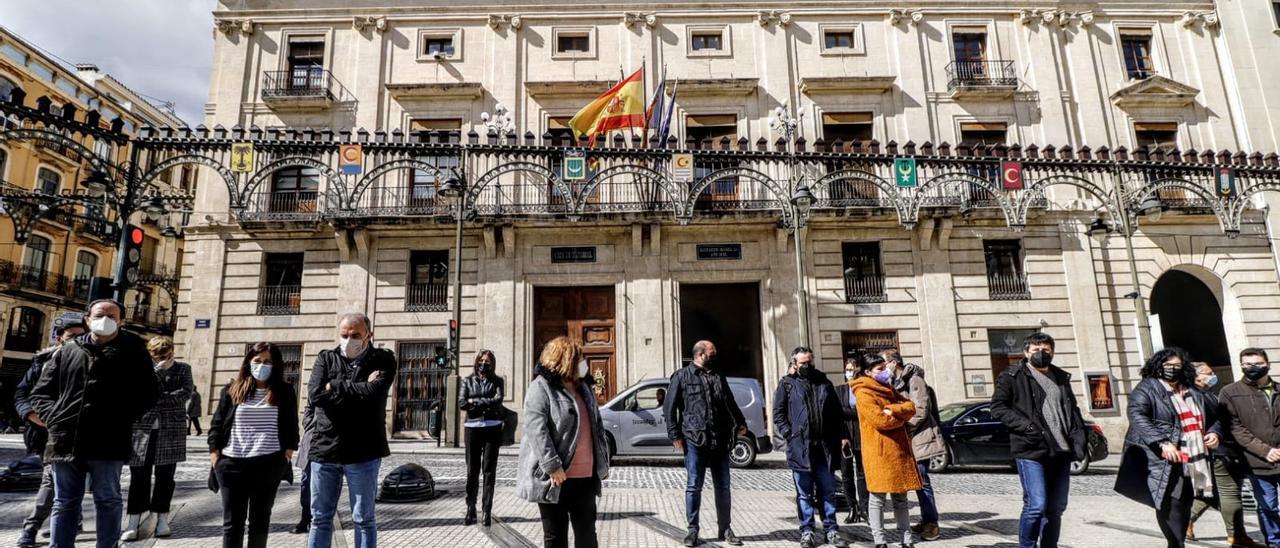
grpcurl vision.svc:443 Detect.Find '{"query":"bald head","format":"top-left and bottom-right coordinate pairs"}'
top-left (692, 340), bottom-right (717, 367)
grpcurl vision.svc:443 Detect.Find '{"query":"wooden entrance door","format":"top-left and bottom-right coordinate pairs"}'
top-left (534, 286), bottom-right (617, 405)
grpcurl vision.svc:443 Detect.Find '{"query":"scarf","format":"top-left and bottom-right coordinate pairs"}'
top-left (1170, 388), bottom-right (1213, 497)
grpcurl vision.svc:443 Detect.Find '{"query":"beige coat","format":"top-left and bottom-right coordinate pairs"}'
top-left (896, 363), bottom-right (946, 462)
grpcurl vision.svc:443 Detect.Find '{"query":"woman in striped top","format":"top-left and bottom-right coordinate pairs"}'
top-left (208, 342), bottom-right (300, 548)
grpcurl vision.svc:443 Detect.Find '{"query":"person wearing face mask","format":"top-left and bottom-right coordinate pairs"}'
top-left (306, 312), bottom-right (396, 548)
top-left (773, 347), bottom-right (851, 548)
top-left (29, 299), bottom-right (159, 548)
top-left (1187, 363), bottom-right (1263, 548)
top-left (883, 349), bottom-right (945, 542)
top-left (1221, 347), bottom-right (1280, 547)
top-left (664, 340), bottom-right (748, 546)
top-left (851, 352), bottom-right (921, 548)
top-left (989, 332), bottom-right (1088, 548)
top-left (459, 349), bottom-right (505, 526)
top-left (14, 321), bottom-right (86, 548)
top-left (122, 336), bottom-right (194, 541)
top-left (515, 336), bottom-right (610, 548)
top-left (1115, 348), bottom-right (1222, 548)
top-left (209, 342), bottom-right (300, 548)
top-left (836, 357), bottom-right (869, 525)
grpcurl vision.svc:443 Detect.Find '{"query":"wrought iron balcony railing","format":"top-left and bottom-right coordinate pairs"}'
top-left (946, 60), bottom-right (1018, 90)
top-left (129, 304), bottom-right (174, 331)
top-left (988, 273), bottom-right (1032, 300)
top-left (844, 275), bottom-right (888, 304)
top-left (406, 283), bottom-right (448, 312)
top-left (257, 284), bottom-right (302, 315)
top-left (262, 69), bottom-right (339, 102)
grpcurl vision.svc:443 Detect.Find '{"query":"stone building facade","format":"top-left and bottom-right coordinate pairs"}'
top-left (183, 0), bottom-right (1280, 444)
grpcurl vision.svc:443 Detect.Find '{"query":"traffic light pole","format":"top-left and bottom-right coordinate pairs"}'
top-left (110, 144), bottom-right (143, 303)
top-left (448, 196), bottom-right (464, 447)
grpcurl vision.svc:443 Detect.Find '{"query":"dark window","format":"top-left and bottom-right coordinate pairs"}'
top-left (407, 250), bottom-right (449, 312)
top-left (0, 148), bottom-right (7, 180)
top-left (394, 341), bottom-right (452, 435)
top-left (556, 34), bottom-right (590, 53)
top-left (822, 112), bottom-right (873, 145)
top-left (23, 235), bottom-right (52, 273)
top-left (686, 114), bottom-right (737, 148)
top-left (824, 30), bottom-right (855, 49)
top-left (4, 307), bottom-right (45, 353)
top-left (36, 168), bottom-right (60, 195)
top-left (278, 344), bottom-right (303, 396)
top-left (409, 154), bottom-right (460, 210)
top-left (74, 251), bottom-right (97, 300)
top-left (959, 122), bottom-right (1008, 146)
top-left (988, 328), bottom-right (1040, 377)
top-left (547, 116), bottom-right (576, 143)
top-left (1121, 32), bottom-right (1154, 80)
top-left (287, 37), bottom-right (325, 73)
top-left (0, 75), bottom-right (18, 103)
top-left (1274, 1), bottom-right (1280, 28)
top-left (1134, 122), bottom-right (1178, 151)
top-left (840, 331), bottom-right (899, 362)
top-left (953, 32), bottom-right (987, 63)
top-left (423, 36), bottom-right (455, 56)
top-left (691, 32), bottom-right (723, 51)
top-left (269, 167), bottom-right (320, 213)
top-left (258, 252), bottom-right (304, 315)
top-left (141, 234), bottom-right (159, 275)
top-left (842, 242), bottom-right (886, 303)
top-left (983, 240), bottom-right (1030, 300)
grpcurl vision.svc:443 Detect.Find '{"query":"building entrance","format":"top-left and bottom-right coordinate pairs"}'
top-left (678, 282), bottom-right (764, 384)
top-left (533, 286), bottom-right (617, 404)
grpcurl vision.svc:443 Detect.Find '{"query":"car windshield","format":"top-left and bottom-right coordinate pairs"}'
top-left (938, 402), bottom-right (972, 423)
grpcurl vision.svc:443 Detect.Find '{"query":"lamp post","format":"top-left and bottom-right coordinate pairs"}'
top-left (480, 104), bottom-right (515, 143)
top-left (1101, 163), bottom-right (1155, 361)
top-left (770, 103), bottom-right (813, 347)
top-left (437, 174), bottom-right (465, 447)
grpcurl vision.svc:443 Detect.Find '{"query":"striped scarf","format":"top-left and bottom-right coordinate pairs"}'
top-left (1170, 388), bottom-right (1213, 497)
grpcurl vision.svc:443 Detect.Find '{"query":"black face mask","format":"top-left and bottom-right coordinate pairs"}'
top-left (1029, 351), bottom-right (1053, 368)
top-left (1159, 366), bottom-right (1181, 382)
top-left (797, 363), bottom-right (814, 376)
top-left (701, 355), bottom-right (717, 368)
top-left (1244, 365), bottom-right (1271, 381)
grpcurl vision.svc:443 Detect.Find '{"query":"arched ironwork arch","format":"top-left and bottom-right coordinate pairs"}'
top-left (1222, 180), bottom-right (1280, 235)
top-left (241, 156), bottom-right (345, 210)
top-left (466, 161), bottom-right (573, 215)
top-left (577, 163), bottom-right (681, 216)
top-left (0, 128), bottom-right (111, 174)
top-left (348, 158), bottom-right (449, 207)
top-left (683, 167), bottom-right (791, 223)
top-left (1011, 175), bottom-right (1118, 228)
top-left (1126, 177), bottom-right (1233, 234)
top-left (912, 171), bottom-right (1018, 229)
top-left (139, 154), bottom-right (240, 207)
top-left (810, 169), bottom-right (913, 226)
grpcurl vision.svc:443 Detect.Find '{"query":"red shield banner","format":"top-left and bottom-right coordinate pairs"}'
top-left (1001, 161), bottom-right (1024, 190)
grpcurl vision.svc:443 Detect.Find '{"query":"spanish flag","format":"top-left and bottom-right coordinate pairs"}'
top-left (569, 67), bottom-right (645, 146)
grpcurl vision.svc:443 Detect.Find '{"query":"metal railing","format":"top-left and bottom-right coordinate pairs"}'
top-left (844, 275), bottom-right (888, 304)
top-left (242, 191), bottom-right (322, 222)
top-left (406, 283), bottom-right (448, 312)
top-left (394, 365), bottom-right (452, 436)
top-left (262, 69), bottom-right (338, 101)
top-left (257, 284), bottom-right (302, 315)
top-left (987, 273), bottom-right (1032, 300)
top-left (129, 304), bottom-right (174, 331)
top-left (946, 60), bottom-right (1018, 89)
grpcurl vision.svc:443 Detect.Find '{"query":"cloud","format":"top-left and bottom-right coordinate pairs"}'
top-left (3, 0), bottom-right (215, 125)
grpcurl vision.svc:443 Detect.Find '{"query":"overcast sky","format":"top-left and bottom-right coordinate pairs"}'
top-left (4, 0), bottom-right (215, 125)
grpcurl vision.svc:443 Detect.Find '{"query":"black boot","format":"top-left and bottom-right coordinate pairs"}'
top-left (482, 511), bottom-right (492, 527)
top-left (464, 506), bottom-right (477, 526)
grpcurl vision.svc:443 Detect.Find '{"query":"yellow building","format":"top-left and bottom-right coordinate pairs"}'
top-left (0, 27), bottom-right (190, 424)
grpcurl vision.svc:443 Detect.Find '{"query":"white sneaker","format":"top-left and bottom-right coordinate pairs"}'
top-left (155, 513), bottom-right (171, 537)
top-left (121, 513), bottom-right (142, 541)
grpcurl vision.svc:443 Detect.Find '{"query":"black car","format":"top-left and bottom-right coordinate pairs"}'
top-left (927, 400), bottom-right (1109, 475)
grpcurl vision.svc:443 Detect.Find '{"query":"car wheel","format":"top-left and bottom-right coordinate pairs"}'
top-left (1070, 458), bottom-right (1089, 475)
top-left (604, 433), bottom-right (618, 464)
top-left (927, 449), bottom-right (950, 473)
top-left (729, 437), bottom-right (757, 468)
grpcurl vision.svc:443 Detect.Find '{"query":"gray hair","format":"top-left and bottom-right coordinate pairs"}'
top-left (790, 346), bottom-right (814, 363)
top-left (337, 312), bottom-right (372, 331)
top-left (692, 340), bottom-right (713, 358)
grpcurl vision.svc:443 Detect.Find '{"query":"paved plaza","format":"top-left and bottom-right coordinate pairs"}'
top-left (0, 436), bottom-right (1257, 548)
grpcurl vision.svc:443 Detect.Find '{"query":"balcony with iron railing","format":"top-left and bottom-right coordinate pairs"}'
top-left (129, 304), bottom-right (174, 332)
top-left (844, 274), bottom-right (888, 304)
top-left (945, 60), bottom-right (1019, 97)
top-left (257, 284), bottom-right (302, 315)
top-left (406, 283), bottom-right (448, 312)
top-left (241, 190), bottom-right (323, 223)
top-left (261, 69), bottom-right (342, 109)
top-left (0, 259), bottom-right (85, 302)
top-left (987, 272), bottom-right (1032, 300)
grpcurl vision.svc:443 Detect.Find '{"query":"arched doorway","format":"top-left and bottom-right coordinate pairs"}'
top-left (1150, 269), bottom-right (1231, 370)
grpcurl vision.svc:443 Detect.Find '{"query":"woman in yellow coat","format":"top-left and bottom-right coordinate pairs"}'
top-left (851, 353), bottom-right (923, 548)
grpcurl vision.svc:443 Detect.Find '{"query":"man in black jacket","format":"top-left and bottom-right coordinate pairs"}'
top-left (1220, 347), bottom-right (1280, 548)
top-left (664, 340), bottom-right (746, 546)
top-left (14, 321), bottom-right (86, 548)
top-left (30, 300), bottom-right (158, 548)
top-left (306, 312), bottom-right (397, 548)
top-left (990, 332), bottom-right (1087, 548)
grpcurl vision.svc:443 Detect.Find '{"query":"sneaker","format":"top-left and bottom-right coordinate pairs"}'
top-left (683, 531), bottom-right (700, 547)
top-left (919, 522), bottom-right (940, 541)
top-left (155, 513), bottom-right (172, 538)
top-left (17, 531), bottom-right (37, 548)
top-left (830, 532), bottom-right (850, 548)
top-left (718, 529), bottom-right (743, 546)
top-left (800, 531), bottom-right (816, 548)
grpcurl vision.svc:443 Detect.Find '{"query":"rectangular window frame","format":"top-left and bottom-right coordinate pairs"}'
top-left (552, 27), bottom-right (596, 60)
top-left (982, 239), bottom-right (1031, 301)
top-left (1133, 121), bottom-right (1180, 151)
top-left (820, 111), bottom-right (875, 143)
top-left (278, 28), bottom-right (333, 73)
top-left (819, 23), bottom-right (866, 56)
top-left (1117, 26), bottom-right (1156, 80)
top-left (416, 28), bottom-right (463, 62)
top-left (840, 331), bottom-right (900, 361)
top-left (407, 250), bottom-right (449, 312)
top-left (841, 241), bottom-right (887, 304)
top-left (686, 25), bottom-right (731, 58)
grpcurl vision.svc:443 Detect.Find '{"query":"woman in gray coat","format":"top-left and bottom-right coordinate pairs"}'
top-left (124, 336), bottom-right (193, 540)
top-left (515, 336), bottom-right (610, 548)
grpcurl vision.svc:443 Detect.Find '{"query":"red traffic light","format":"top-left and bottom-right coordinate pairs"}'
top-left (129, 226), bottom-right (144, 245)
top-left (449, 319), bottom-right (458, 330)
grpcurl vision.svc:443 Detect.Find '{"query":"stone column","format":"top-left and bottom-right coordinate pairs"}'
top-left (913, 221), bottom-right (965, 403)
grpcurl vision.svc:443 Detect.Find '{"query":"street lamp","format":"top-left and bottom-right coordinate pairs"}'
top-left (81, 170), bottom-right (111, 198)
top-left (790, 185), bottom-right (815, 348)
top-left (438, 174), bottom-right (465, 447)
top-left (480, 104), bottom-right (515, 143)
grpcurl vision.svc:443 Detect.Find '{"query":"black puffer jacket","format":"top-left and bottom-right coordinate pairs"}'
top-left (772, 368), bottom-right (847, 472)
top-left (989, 360), bottom-right (1088, 461)
top-left (663, 363), bottom-right (746, 452)
top-left (29, 332), bottom-right (158, 463)
top-left (460, 373), bottom-right (505, 423)
top-left (307, 346), bottom-right (397, 464)
top-left (1115, 377), bottom-right (1221, 508)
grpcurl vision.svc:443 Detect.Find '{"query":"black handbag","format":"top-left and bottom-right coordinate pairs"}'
top-left (501, 406), bottom-right (518, 446)
top-left (207, 465), bottom-right (219, 493)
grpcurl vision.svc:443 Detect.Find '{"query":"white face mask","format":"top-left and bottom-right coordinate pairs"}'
top-left (89, 317), bottom-right (118, 337)
top-left (250, 361), bottom-right (273, 381)
top-left (577, 359), bottom-right (590, 379)
top-left (339, 337), bottom-right (366, 358)
top-left (154, 358), bottom-right (173, 369)
top-left (844, 371), bottom-right (855, 381)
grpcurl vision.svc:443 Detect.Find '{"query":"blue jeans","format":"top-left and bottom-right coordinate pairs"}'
top-left (684, 446), bottom-right (732, 535)
top-left (793, 447), bottom-right (839, 535)
top-left (50, 460), bottom-right (124, 548)
top-left (1250, 474), bottom-right (1280, 546)
top-left (916, 461), bottom-right (939, 524)
top-left (1015, 456), bottom-right (1072, 548)
top-left (308, 459), bottom-right (381, 548)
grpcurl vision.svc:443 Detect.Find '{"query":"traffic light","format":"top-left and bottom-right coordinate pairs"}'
top-left (121, 224), bottom-right (144, 285)
top-left (447, 319), bottom-right (460, 367)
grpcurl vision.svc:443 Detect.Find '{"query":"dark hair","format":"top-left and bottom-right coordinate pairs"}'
top-left (230, 342), bottom-right (287, 405)
top-left (1141, 347), bottom-right (1196, 385)
top-left (1242, 347), bottom-right (1270, 363)
top-left (87, 298), bottom-right (126, 318)
top-left (858, 352), bottom-right (887, 373)
top-left (790, 346), bottom-right (813, 363)
top-left (55, 322), bottom-right (87, 337)
top-left (1023, 332), bottom-right (1056, 352)
top-left (472, 349), bottom-right (496, 376)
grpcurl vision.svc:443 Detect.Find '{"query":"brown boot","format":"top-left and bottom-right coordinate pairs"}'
top-left (1229, 535), bottom-right (1268, 548)
top-left (1186, 523), bottom-right (1196, 541)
